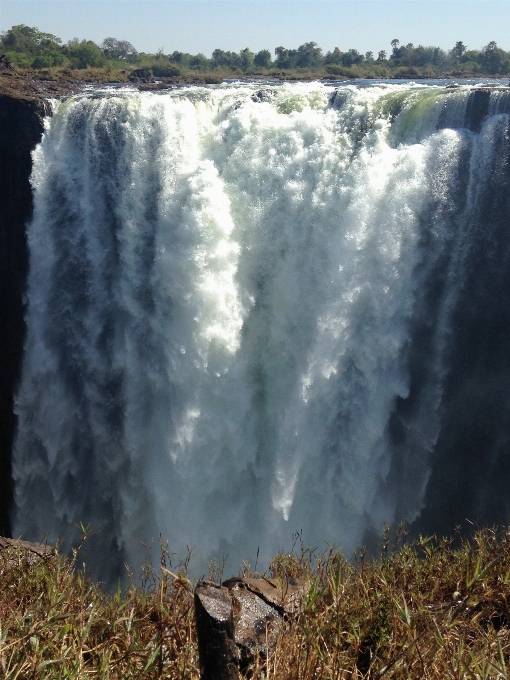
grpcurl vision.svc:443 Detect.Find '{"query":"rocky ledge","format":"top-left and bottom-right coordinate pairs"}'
top-left (0, 537), bottom-right (55, 573)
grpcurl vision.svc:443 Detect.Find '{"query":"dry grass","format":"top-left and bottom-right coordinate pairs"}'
top-left (266, 526), bottom-right (510, 679)
top-left (0, 535), bottom-right (197, 679)
top-left (1, 527), bottom-right (510, 678)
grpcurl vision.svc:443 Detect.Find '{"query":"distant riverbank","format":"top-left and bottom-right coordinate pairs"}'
top-left (2, 66), bottom-right (510, 104)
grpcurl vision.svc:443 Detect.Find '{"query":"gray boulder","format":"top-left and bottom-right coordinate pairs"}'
top-left (194, 575), bottom-right (308, 677)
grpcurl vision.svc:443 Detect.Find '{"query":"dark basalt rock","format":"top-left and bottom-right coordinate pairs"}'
top-left (129, 68), bottom-right (154, 83)
top-left (465, 88), bottom-right (492, 133)
top-left (0, 93), bottom-right (47, 538)
top-left (250, 89), bottom-right (276, 103)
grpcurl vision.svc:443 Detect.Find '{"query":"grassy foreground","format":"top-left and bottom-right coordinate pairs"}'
top-left (1, 528), bottom-right (510, 679)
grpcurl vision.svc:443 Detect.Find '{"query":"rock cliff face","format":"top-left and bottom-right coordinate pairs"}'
top-left (0, 93), bottom-right (47, 536)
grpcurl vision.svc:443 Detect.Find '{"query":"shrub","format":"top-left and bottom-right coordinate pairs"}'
top-left (394, 65), bottom-right (422, 77)
top-left (325, 64), bottom-right (361, 78)
top-left (32, 53), bottom-right (64, 68)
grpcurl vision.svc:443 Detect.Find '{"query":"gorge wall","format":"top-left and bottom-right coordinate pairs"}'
top-left (0, 92), bottom-right (46, 536)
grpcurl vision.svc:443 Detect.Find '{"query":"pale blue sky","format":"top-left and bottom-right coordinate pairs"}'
top-left (1, 1), bottom-right (509, 57)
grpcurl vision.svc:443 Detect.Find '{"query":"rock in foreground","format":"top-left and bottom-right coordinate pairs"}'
top-left (194, 576), bottom-right (308, 678)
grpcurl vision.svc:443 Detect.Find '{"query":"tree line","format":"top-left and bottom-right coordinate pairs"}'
top-left (2, 25), bottom-right (510, 78)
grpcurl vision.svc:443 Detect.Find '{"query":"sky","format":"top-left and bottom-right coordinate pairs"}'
top-left (2, 0), bottom-right (510, 58)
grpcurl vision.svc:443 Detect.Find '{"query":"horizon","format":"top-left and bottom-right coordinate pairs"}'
top-left (2, 1), bottom-right (510, 59)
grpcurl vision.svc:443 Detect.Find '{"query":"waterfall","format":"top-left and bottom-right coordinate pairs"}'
top-left (13, 82), bottom-right (510, 581)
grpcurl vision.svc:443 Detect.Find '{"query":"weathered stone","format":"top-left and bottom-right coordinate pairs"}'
top-left (226, 575), bottom-right (308, 616)
top-left (224, 579), bottom-right (281, 665)
top-left (194, 581), bottom-right (239, 680)
top-left (222, 576), bottom-right (308, 668)
top-left (0, 536), bottom-right (54, 556)
top-left (194, 576), bottom-right (308, 676)
top-left (0, 536), bottom-right (54, 571)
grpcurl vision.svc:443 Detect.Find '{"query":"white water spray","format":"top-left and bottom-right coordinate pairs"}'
top-left (13, 83), bottom-right (509, 579)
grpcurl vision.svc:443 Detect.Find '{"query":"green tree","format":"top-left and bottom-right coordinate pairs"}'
top-left (239, 48), bottom-right (254, 71)
top-left (324, 47), bottom-right (344, 65)
top-left (189, 53), bottom-right (209, 70)
top-left (211, 49), bottom-right (241, 69)
top-left (63, 40), bottom-right (104, 69)
top-left (254, 49), bottom-right (272, 69)
top-left (341, 48), bottom-right (363, 67)
top-left (452, 41), bottom-right (467, 61)
top-left (168, 51), bottom-right (191, 67)
top-left (101, 37), bottom-right (137, 61)
top-left (275, 42), bottom-right (322, 69)
top-left (1, 24), bottom-right (61, 53)
top-left (0, 24), bottom-right (64, 67)
top-left (479, 41), bottom-right (510, 74)
top-left (274, 46), bottom-right (296, 69)
top-left (390, 39), bottom-right (404, 63)
top-left (296, 42), bottom-right (322, 68)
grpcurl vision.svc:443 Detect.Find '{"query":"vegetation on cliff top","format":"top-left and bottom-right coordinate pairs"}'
top-left (2, 526), bottom-right (510, 678)
top-left (2, 24), bottom-right (510, 85)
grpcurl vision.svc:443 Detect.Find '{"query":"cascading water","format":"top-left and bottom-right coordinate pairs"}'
top-left (13, 82), bottom-right (510, 582)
